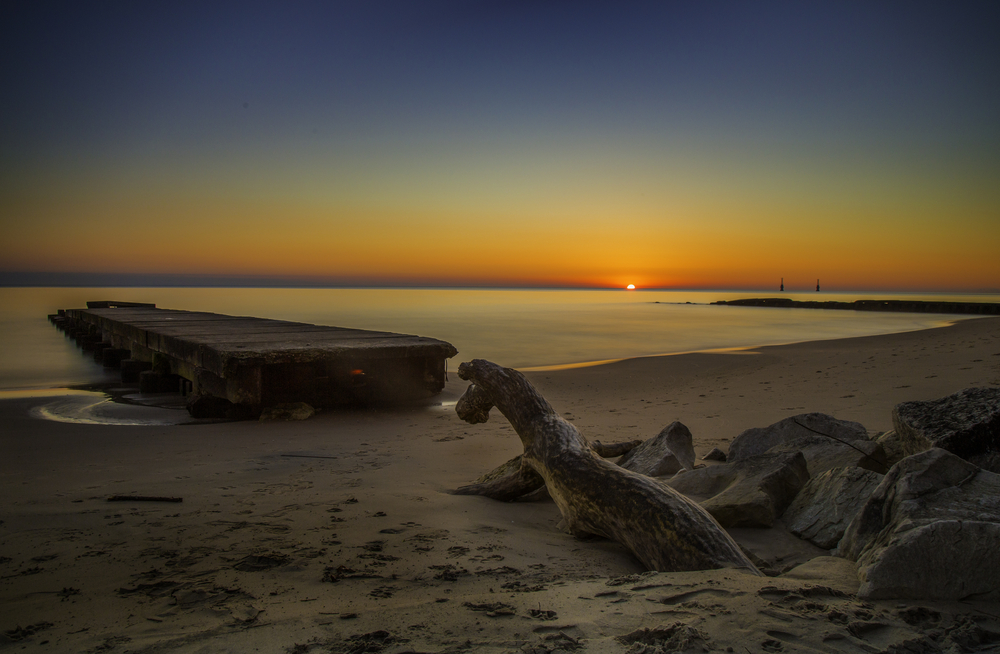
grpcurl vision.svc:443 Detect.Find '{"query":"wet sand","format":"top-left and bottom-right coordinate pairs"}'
top-left (1, 317), bottom-right (999, 652)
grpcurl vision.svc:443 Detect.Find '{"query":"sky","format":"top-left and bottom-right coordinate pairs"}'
top-left (1, 1), bottom-right (998, 292)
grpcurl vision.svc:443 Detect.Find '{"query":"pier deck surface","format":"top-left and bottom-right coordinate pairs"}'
top-left (60, 305), bottom-right (458, 409)
top-left (76, 307), bottom-right (457, 366)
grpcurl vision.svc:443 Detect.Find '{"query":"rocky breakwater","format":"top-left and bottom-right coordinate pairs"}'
top-left (838, 447), bottom-right (1000, 600)
top-left (668, 413), bottom-right (888, 531)
top-left (713, 297), bottom-right (1000, 315)
top-left (662, 389), bottom-right (999, 600)
top-left (836, 387), bottom-right (1000, 600)
top-left (454, 379), bottom-right (999, 599)
top-left (891, 386), bottom-right (1000, 472)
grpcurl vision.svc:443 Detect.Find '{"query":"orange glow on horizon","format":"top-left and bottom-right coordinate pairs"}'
top-left (2, 155), bottom-right (998, 293)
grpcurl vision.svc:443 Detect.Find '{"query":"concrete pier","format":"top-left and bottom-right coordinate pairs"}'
top-left (49, 303), bottom-right (458, 416)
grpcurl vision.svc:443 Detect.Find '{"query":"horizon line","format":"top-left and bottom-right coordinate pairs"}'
top-left (0, 271), bottom-right (997, 295)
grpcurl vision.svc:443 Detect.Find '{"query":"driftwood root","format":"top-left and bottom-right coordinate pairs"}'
top-left (454, 359), bottom-right (761, 574)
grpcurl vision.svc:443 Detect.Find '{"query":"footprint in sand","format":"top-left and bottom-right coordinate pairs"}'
top-left (232, 553), bottom-right (290, 571)
top-left (2, 623), bottom-right (55, 642)
top-left (321, 566), bottom-right (381, 583)
top-left (406, 529), bottom-right (449, 552)
top-left (502, 580), bottom-right (546, 592)
top-left (529, 609), bottom-right (558, 621)
top-left (656, 588), bottom-right (742, 605)
top-left (430, 564), bottom-right (469, 581)
top-left (475, 566), bottom-right (520, 578)
top-left (463, 601), bottom-right (515, 617)
top-left (469, 553), bottom-right (504, 563)
top-left (467, 525), bottom-right (508, 535)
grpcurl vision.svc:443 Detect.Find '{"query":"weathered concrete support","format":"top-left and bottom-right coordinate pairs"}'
top-left (79, 333), bottom-right (102, 350)
top-left (193, 367), bottom-right (227, 399)
top-left (140, 371), bottom-right (181, 394)
top-left (225, 361), bottom-right (263, 406)
top-left (93, 342), bottom-right (113, 362)
top-left (120, 359), bottom-right (152, 383)
top-left (102, 348), bottom-right (131, 368)
top-left (128, 342), bottom-right (155, 364)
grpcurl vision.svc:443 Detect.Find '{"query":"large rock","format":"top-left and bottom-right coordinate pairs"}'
top-left (729, 413), bottom-right (886, 477)
top-left (764, 435), bottom-right (887, 477)
top-left (783, 466), bottom-right (883, 549)
top-left (259, 402), bottom-right (315, 421)
top-left (702, 447), bottom-right (726, 462)
top-left (617, 421), bottom-right (696, 476)
top-left (874, 430), bottom-right (907, 468)
top-left (838, 448), bottom-right (1000, 600)
top-left (728, 413), bottom-right (869, 463)
top-left (972, 451), bottom-right (1000, 474)
top-left (667, 451), bottom-right (809, 528)
top-left (892, 387), bottom-right (1000, 462)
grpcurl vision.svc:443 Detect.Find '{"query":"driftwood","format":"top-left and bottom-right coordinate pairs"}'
top-left (454, 439), bottom-right (644, 501)
top-left (454, 454), bottom-right (544, 501)
top-left (454, 359), bottom-right (761, 574)
top-left (591, 439), bottom-right (644, 457)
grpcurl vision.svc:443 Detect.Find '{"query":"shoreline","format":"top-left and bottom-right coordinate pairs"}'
top-left (526, 316), bottom-right (999, 439)
top-left (1, 316), bottom-right (998, 651)
top-left (2, 314), bottom-right (974, 399)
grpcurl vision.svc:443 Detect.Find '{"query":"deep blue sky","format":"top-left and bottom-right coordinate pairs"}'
top-left (6, 2), bottom-right (998, 154)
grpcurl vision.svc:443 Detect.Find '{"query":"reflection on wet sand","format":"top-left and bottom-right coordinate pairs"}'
top-left (25, 390), bottom-right (194, 426)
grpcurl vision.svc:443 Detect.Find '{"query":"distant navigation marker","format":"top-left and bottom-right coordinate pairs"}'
top-left (780, 278), bottom-right (784, 292)
top-left (816, 279), bottom-right (820, 292)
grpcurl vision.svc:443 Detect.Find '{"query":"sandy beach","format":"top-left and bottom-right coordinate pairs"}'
top-left (2, 317), bottom-right (999, 653)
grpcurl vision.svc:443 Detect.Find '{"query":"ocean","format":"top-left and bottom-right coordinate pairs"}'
top-left (1, 286), bottom-right (995, 394)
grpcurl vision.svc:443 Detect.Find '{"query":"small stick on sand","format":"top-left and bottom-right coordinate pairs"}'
top-left (106, 495), bottom-right (183, 503)
top-left (280, 454), bottom-right (339, 460)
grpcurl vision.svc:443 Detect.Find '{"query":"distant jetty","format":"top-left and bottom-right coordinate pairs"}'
top-left (713, 298), bottom-right (1000, 315)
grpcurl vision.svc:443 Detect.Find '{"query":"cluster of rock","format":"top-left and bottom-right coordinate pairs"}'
top-left (652, 387), bottom-right (1000, 601)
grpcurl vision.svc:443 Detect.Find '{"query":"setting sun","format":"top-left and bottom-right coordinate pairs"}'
top-left (626, 284), bottom-right (636, 290)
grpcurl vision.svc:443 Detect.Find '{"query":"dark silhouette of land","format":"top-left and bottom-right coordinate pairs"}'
top-left (714, 298), bottom-right (1000, 315)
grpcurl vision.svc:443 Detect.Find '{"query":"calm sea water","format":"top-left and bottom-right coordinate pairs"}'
top-left (1, 287), bottom-right (995, 393)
